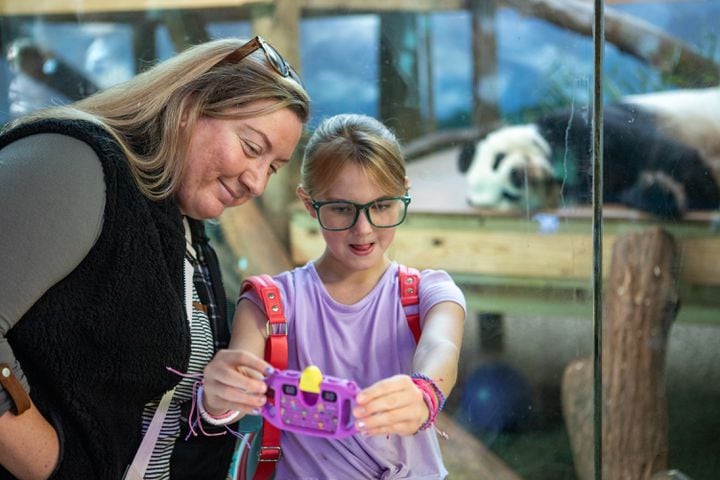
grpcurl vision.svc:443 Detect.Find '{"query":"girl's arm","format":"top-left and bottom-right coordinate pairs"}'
top-left (353, 300), bottom-right (465, 436)
top-left (201, 299), bottom-right (272, 418)
top-left (411, 300), bottom-right (466, 399)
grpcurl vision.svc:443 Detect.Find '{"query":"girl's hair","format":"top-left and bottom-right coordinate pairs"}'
top-left (8, 38), bottom-right (311, 200)
top-left (300, 113), bottom-right (406, 199)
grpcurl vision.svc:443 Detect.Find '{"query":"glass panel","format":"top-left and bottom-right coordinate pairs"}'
top-left (1, 1), bottom-right (718, 479)
top-left (597, 2), bottom-right (720, 480)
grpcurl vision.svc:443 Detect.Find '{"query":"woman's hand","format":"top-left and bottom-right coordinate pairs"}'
top-left (201, 349), bottom-right (272, 417)
top-left (0, 404), bottom-right (59, 480)
top-left (352, 374), bottom-right (429, 437)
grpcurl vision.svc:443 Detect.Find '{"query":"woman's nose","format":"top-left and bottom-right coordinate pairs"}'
top-left (241, 162), bottom-right (272, 198)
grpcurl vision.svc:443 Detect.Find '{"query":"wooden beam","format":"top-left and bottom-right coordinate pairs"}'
top-left (0, 0), bottom-right (466, 16)
top-left (0, 0), bottom-right (267, 16)
top-left (290, 210), bottom-right (720, 287)
top-left (301, 0), bottom-right (464, 12)
top-left (1, 0), bottom-right (700, 17)
top-left (503, 0), bottom-right (720, 87)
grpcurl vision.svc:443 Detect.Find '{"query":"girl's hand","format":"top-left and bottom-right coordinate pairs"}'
top-left (352, 374), bottom-right (429, 436)
top-left (201, 349), bottom-right (272, 417)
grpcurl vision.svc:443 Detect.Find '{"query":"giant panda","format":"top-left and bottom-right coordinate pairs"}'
top-left (458, 87), bottom-right (720, 219)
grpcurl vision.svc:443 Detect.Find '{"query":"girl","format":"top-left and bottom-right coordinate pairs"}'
top-left (202, 113), bottom-right (466, 479)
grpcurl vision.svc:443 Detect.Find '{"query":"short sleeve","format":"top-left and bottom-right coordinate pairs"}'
top-left (418, 269), bottom-right (467, 326)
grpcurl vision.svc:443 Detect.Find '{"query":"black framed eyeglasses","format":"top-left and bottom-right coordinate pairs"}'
top-left (222, 36), bottom-right (302, 86)
top-left (310, 196), bottom-right (411, 231)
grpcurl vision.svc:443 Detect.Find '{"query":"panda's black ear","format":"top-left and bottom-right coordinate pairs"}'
top-left (458, 142), bottom-right (477, 173)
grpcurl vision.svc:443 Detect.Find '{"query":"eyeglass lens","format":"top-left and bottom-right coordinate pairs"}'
top-left (223, 37), bottom-right (302, 85)
top-left (261, 41), bottom-right (289, 76)
top-left (262, 40), bottom-right (302, 84)
top-left (317, 199), bottom-right (408, 230)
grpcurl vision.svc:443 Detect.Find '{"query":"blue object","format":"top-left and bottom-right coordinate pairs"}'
top-left (456, 361), bottom-right (535, 438)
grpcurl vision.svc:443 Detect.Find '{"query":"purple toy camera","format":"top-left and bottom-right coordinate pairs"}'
top-left (263, 366), bottom-right (359, 438)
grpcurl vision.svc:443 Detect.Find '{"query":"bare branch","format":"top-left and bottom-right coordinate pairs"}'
top-left (503, 0), bottom-right (720, 87)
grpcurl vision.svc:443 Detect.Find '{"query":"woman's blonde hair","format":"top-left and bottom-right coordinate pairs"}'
top-left (8, 38), bottom-right (310, 200)
top-left (300, 113), bottom-right (406, 199)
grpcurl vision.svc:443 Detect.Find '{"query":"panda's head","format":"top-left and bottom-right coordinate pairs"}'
top-left (459, 124), bottom-right (561, 211)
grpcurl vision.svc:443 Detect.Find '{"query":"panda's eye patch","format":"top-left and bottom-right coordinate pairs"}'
top-left (492, 152), bottom-right (506, 171)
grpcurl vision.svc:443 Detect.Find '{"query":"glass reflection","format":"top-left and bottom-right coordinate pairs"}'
top-left (1, 1), bottom-right (719, 478)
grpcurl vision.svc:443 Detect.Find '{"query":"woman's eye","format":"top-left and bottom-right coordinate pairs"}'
top-left (243, 139), bottom-right (262, 156)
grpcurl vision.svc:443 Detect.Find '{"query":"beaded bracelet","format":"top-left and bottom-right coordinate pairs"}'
top-left (411, 373), bottom-right (446, 411)
top-left (196, 385), bottom-right (241, 426)
top-left (413, 381), bottom-right (438, 431)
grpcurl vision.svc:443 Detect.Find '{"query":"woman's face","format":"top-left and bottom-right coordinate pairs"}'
top-left (177, 101), bottom-right (303, 219)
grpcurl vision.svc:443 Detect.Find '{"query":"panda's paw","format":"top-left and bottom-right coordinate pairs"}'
top-left (620, 171), bottom-right (687, 220)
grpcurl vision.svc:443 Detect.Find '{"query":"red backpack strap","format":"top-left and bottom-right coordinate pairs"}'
top-left (239, 275), bottom-right (286, 479)
top-left (240, 275), bottom-right (288, 370)
top-left (398, 264), bottom-right (422, 343)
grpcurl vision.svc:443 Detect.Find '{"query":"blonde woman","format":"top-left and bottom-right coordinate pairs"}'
top-left (0, 37), bottom-right (309, 480)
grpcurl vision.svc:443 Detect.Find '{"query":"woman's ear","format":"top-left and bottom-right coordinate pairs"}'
top-left (404, 176), bottom-right (411, 192)
top-left (296, 186), bottom-right (316, 218)
top-left (179, 94), bottom-right (197, 129)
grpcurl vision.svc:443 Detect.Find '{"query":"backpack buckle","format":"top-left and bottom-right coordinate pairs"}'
top-left (265, 321), bottom-right (288, 336)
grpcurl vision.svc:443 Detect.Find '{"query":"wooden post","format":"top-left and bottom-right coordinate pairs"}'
top-left (250, 0), bottom-right (302, 247)
top-left (379, 12), bottom-right (425, 143)
top-left (562, 358), bottom-right (594, 480)
top-left (602, 226), bottom-right (677, 479)
top-left (219, 201), bottom-right (294, 277)
top-left (562, 227), bottom-right (679, 479)
top-left (469, 0), bottom-right (500, 127)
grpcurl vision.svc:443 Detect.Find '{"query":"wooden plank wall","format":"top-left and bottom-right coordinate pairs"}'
top-left (290, 212), bottom-right (720, 287)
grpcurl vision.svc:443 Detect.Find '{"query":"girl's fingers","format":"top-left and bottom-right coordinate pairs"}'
top-left (355, 404), bottom-right (421, 436)
top-left (353, 376), bottom-right (428, 436)
top-left (356, 374), bottom-right (410, 405)
top-left (202, 349), bottom-right (273, 412)
top-left (355, 377), bottom-right (421, 417)
top-left (205, 350), bottom-right (271, 390)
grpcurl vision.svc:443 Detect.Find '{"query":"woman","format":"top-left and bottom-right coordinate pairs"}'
top-left (0, 37), bottom-right (309, 480)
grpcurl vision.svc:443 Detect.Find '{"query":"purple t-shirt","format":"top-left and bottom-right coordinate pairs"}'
top-left (241, 261), bottom-right (466, 479)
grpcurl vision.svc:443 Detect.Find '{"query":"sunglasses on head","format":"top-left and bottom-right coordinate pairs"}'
top-left (221, 36), bottom-right (302, 86)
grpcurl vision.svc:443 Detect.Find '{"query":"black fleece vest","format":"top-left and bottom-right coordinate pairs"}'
top-left (0, 119), bottom-right (190, 479)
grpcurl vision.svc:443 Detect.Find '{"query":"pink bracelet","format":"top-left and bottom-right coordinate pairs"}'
top-left (411, 373), bottom-right (446, 411)
top-left (196, 385), bottom-right (240, 426)
top-left (412, 378), bottom-right (439, 432)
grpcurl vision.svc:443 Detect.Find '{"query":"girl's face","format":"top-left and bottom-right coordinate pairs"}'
top-left (177, 101), bottom-right (303, 219)
top-left (308, 162), bottom-right (402, 275)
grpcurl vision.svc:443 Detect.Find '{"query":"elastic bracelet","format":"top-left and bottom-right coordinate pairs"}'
top-left (412, 377), bottom-right (440, 434)
top-left (416, 389), bottom-right (436, 431)
top-left (196, 385), bottom-right (241, 426)
top-left (411, 373), bottom-right (446, 412)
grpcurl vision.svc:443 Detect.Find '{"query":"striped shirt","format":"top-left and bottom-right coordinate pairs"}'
top-left (139, 224), bottom-right (216, 479)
